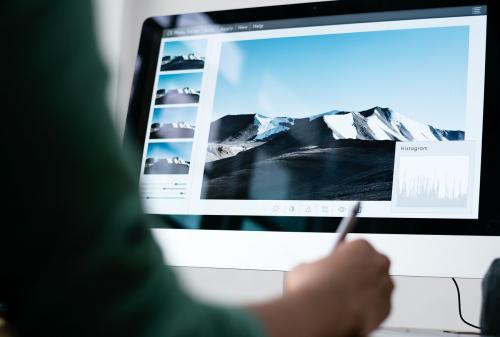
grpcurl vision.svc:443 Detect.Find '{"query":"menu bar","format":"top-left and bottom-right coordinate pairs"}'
top-left (163, 5), bottom-right (487, 38)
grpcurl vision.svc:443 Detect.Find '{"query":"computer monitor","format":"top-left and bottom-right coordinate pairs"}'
top-left (125, 0), bottom-right (500, 278)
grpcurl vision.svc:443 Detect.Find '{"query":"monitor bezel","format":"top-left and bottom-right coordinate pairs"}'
top-left (125, 0), bottom-right (500, 238)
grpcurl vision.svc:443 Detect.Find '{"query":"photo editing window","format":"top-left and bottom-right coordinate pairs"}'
top-left (139, 5), bottom-right (487, 220)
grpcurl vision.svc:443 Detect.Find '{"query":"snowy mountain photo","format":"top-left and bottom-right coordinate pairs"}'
top-left (150, 107), bottom-right (197, 139)
top-left (155, 73), bottom-right (202, 105)
top-left (151, 122), bottom-right (195, 139)
top-left (161, 54), bottom-right (205, 71)
top-left (144, 142), bottom-right (192, 175)
top-left (161, 40), bottom-right (207, 71)
top-left (202, 26), bottom-right (469, 200)
top-left (201, 107), bottom-right (464, 200)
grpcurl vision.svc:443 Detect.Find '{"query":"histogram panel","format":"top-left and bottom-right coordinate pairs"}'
top-left (396, 156), bottom-right (469, 208)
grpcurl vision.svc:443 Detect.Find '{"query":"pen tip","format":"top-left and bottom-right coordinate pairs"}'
top-left (353, 201), bottom-right (361, 214)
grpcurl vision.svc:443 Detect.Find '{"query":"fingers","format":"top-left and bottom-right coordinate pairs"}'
top-left (285, 238), bottom-right (395, 337)
top-left (380, 276), bottom-right (394, 314)
top-left (379, 254), bottom-right (391, 273)
top-left (361, 280), bottom-right (393, 336)
top-left (375, 255), bottom-right (394, 321)
top-left (348, 239), bottom-right (376, 254)
top-left (340, 240), bottom-right (391, 272)
top-left (384, 275), bottom-right (395, 295)
top-left (364, 274), bottom-right (393, 335)
top-left (344, 240), bottom-right (393, 335)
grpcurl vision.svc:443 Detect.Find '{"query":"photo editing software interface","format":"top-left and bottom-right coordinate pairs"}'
top-left (139, 5), bottom-right (487, 220)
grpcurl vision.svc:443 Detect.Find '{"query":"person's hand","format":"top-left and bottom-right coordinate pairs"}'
top-left (285, 239), bottom-right (393, 337)
top-left (251, 239), bottom-right (393, 337)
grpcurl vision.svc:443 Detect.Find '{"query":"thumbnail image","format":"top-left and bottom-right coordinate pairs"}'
top-left (150, 107), bottom-right (197, 139)
top-left (161, 40), bottom-right (207, 71)
top-left (201, 26), bottom-right (469, 201)
top-left (144, 142), bottom-right (193, 175)
top-left (155, 73), bottom-right (202, 105)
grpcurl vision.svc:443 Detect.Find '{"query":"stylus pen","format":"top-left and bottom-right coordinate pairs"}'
top-left (332, 201), bottom-right (362, 251)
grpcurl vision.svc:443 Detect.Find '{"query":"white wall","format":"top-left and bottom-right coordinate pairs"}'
top-left (93, 0), bottom-right (484, 332)
top-left (93, 0), bottom-right (125, 126)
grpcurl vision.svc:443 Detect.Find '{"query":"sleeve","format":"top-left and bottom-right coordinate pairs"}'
top-left (0, 1), bottom-right (267, 337)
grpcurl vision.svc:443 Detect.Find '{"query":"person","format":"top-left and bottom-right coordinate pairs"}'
top-left (1, 1), bottom-right (393, 337)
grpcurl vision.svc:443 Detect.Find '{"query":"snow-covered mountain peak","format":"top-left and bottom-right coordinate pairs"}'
top-left (254, 113), bottom-right (271, 125)
top-left (159, 156), bottom-right (189, 166)
top-left (253, 113), bottom-right (295, 141)
top-left (358, 106), bottom-right (392, 118)
top-left (166, 157), bottom-right (189, 165)
top-left (170, 121), bottom-right (195, 129)
top-left (323, 106), bottom-right (463, 142)
top-left (170, 87), bottom-right (199, 95)
top-left (309, 110), bottom-right (346, 121)
top-left (211, 107), bottom-right (463, 146)
top-left (182, 53), bottom-right (204, 61)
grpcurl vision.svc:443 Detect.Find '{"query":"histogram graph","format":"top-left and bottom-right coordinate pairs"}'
top-left (396, 156), bottom-right (469, 208)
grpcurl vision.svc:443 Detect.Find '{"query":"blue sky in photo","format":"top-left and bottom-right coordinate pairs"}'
top-left (158, 73), bottom-right (203, 92)
top-left (163, 40), bottom-right (207, 58)
top-left (152, 107), bottom-right (198, 125)
top-left (146, 142), bottom-right (193, 161)
top-left (213, 26), bottom-right (470, 130)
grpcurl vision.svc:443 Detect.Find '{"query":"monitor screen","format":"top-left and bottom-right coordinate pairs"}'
top-left (137, 5), bottom-right (487, 221)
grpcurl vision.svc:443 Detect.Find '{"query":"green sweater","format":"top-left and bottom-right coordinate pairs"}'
top-left (1, 1), bottom-right (266, 337)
